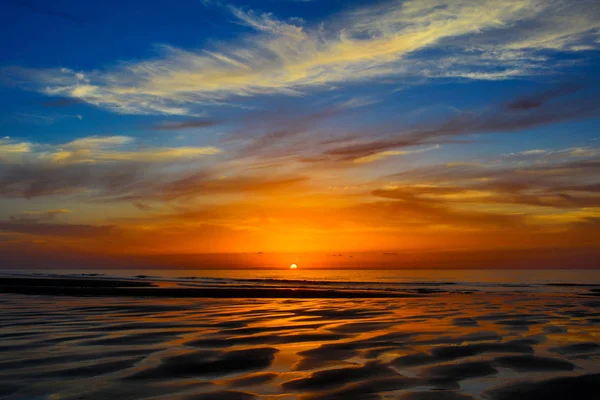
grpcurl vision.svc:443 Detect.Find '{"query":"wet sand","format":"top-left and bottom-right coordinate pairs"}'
top-left (1, 284), bottom-right (599, 399)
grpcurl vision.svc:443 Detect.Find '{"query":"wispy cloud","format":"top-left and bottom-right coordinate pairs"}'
top-left (0, 221), bottom-right (114, 238)
top-left (0, 136), bottom-right (222, 199)
top-left (8, 209), bottom-right (70, 223)
top-left (353, 145), bottom-right (440, 164)
top-left (0, 136), bottom-right (221, 165)
top-left (0, 134), bottom-right (312, 201)
top-left (42, 98), bottom-right (85, 107)
top-left (4, 0), bottom-right (600, 115)
top-left (506, 84), bottom-right (583, 111)
top-left (150, 119), bottom-right (220, 131)
top-left (381, 146), bottom-right (600, 213)
top-left (503, 146), bottom-right (600, 160)
top-left (3, 112), bottom-right (83, 125)
top-left (314, 83), bottom-right (600, 162)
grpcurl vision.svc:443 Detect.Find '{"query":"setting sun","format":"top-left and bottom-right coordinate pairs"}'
top-left (290, 264), bottom-right (298, 269)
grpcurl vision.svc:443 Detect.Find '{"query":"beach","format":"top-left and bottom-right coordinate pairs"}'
top-left (1, 274), bottom-right (599, 399)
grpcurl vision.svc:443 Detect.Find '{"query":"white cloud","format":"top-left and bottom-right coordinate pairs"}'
top-left (4, 0), bottom-right (600, 115)
top-left (229, 7), bottom-right (307, 39)
top-left (335, 96), bottom-right (381, 110)
top-left (503, 149), bottom-right (547, 158)
top-left (503, 147), bottom-right (600, 160)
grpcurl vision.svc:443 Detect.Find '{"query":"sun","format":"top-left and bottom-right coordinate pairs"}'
top-left (290, 263), bottom-right (298, 269)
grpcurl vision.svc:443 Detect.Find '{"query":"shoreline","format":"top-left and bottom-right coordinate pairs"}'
top-left (0, 277), bottom-right (426, 298)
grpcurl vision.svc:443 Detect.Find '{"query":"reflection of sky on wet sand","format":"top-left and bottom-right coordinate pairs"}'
top-left (0, 294), bottom-right (599, 399)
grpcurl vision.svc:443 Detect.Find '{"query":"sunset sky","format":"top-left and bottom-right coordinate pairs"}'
top-left (1, 0), bottom-right (600, 269)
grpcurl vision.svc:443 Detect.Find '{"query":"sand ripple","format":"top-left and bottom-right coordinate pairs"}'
top-left (0, 293), bottom-right (599, 399)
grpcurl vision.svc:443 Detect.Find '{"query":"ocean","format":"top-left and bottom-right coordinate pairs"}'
top-left (3, 268), bottom-right (600, 295)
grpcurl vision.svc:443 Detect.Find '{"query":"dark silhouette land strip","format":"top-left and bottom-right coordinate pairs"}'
top-left (0, 277), bottom-right (424, 298)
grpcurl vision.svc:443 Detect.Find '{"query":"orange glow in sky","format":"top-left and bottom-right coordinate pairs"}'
top-left (1, 0), bottom-right (600, 270)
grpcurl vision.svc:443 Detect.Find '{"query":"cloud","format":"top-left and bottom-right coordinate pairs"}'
top-left (210, 83), bottom-right (598, 169)
top-left (353, 145), bottom-right (440, 164)
top-left (86, 147), bottom-right (221, 163)
top-left (0, 139), bottom-right (32, 163)
top-left (5, 111), bottom-right (83, 125)
top-left (316, 84), bottom-right (600, 161)
top-left (0, 162), bottom-right (145, 198)
top-left (4, 0), bottom-right (600, 115)
top-left (132, 201), bottom-right (152, 211)
top-left (366, 191), bottom-right (526, 229)
top-left (8, 209), bottom-right (71, 223)
top-left (562, 183), bottom-right (600, 193)
top-left (229, 6), bottom-right (306, 39)
top-left (0, 135), bottom-right (225, 199)
top-left (152, 174), bottom-right (309, 201)
top-left (373, 184), bottom-right (600, 210)
top-left (66, 136), bottom-right (133, 149)
top-left (226, 107), bottom-right (342, 159)
top-left (379, 147), bottom-right (600, 213)
top-left (506, 84), bottom-right (583, 111)
top-left (150, 119), bottom-right (220, 131)
top-left (1, 141), bottom-right (598, 257)
top-left (504, 147), bottom-right (600, 160)
top-left (0, 221), bottom-right (114, 238)
top-left (0, 136), bottom-right (221, 165)
top-left (0, 158), bottom-right (308, 201)
top-left (503, 149), bottom-right (547, 158)
top-left (335, 96), bottom-right (381, 110)
top-left (42, 98), bottom-right (86, 107)
top-left (123, 186), bottom-right (530, 247)
top-left (0, 133), bottom-right (306, 200)
top-left (11, 112), bottom-right (56, 125)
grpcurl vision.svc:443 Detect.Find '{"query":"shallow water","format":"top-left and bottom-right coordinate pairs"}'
top-left (4, 269), bottom-right (600, 295)
top-left (1, 292), bottom-right (599, 399)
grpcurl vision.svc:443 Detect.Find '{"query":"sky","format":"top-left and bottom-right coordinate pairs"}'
top-left (1, 0), bottom-right (600, 269)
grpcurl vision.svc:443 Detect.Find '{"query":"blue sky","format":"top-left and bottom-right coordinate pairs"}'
top-left (1, 0), bottom-right (600, 268)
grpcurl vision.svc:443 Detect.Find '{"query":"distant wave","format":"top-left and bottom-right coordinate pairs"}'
top-left (1, 271), bottom-right (599, 295)
top-left (174, 275), bottom-right (458, 286)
